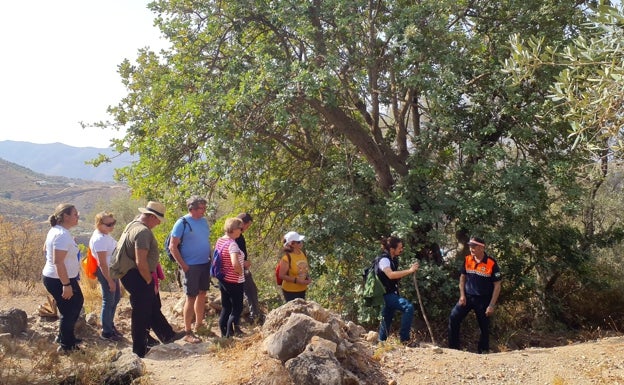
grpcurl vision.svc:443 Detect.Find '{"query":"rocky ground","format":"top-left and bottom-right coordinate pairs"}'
top-left (2, 289), bottom-right (624, 385)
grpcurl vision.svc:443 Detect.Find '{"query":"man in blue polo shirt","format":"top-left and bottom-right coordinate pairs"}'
top-left (168, 196), bottom-right (211, 343)
top-left (448, 236), bottom-right (502, 353)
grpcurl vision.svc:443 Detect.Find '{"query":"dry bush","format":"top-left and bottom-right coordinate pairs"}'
top-left (0, 216), bottom-right (45, 284)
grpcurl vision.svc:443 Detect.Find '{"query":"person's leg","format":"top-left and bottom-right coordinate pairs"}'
top-left (112, 278), bottom-right (121, 334)
top-left (43, 276), bottom-right (83, 350)
top-left (121, 269), bottom-right (153, 357)
top-left (151, 291), bottom-right (176, 342)
top-left (396, 296), bottom-right (415, 342)
top-left (379, 293), bottom-right (400, 342)
top-left (448, 300), bottom-right (472, 350)
top-left (96, 268), bottom-right (115, 336)
top-left (226, 282), bottom-right (245, 337)
top-left (193, 264), bottom-right (210, 331)
top-left (182, 265), bottom-right (198, 332)
top-left (194, 291), bottom-right (207, 329)
top-left (219, 281), bottom-right (232, 337)
top-left (244, 271), bottom-right (262, 320)
top-left (473, 297), bottom-right (491, 353)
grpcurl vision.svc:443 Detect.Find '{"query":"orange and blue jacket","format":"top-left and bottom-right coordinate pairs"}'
top-left (461, 253), bottom-right (501, 297)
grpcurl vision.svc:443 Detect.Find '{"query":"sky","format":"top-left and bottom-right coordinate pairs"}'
top-left (0, 1), bottom-right (167, 148)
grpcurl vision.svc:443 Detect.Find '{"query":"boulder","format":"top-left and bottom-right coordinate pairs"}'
top-left (0, 308), bottom-right (28, 336)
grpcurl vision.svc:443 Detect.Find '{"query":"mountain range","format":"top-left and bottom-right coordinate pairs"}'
top-left (0, 140), bottom-right (135, 182)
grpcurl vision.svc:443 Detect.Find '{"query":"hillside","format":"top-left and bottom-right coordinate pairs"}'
top-left (0, 140), bottom-right (135, 182)
top-left (0, 157), bottom-right (130, 227)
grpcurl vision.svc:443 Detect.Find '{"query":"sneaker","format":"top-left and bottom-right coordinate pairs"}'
top-left (55, 336), bottom-right (83, 344)
top-left (57, 345), bottom-right (81, 354)
top-left (162, 330), bottom-right (186, 344)
top-left (146, 334), bottom-right (161, 347)
top-left (100, 332), bottom-right (123, 342)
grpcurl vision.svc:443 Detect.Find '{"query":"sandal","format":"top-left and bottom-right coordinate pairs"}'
top-left (183, 331), bottom-right (201, 344)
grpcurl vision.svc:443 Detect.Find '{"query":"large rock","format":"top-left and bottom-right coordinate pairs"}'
top-left (264, 312), bottom-right (340, 362)
top-left (0, 308), bottom-right (28, 336)
top-left (261, 300), bottom-right (387, 385)
top-left (285, 339), bottom-right (360, 385)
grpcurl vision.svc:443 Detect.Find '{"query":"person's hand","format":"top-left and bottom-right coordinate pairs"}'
top-left (485, 304), bottom-right (495, 316)
top-left (244, 260), bottom-right (251, 269)
top-left (61, 285), bottom-right (73, 300)
top-left (108, 279), bottom-right (117, 292)
top-left (458, 295), bottom-right (466, 306)
top-left (409, 261), bottom-right (419, 273)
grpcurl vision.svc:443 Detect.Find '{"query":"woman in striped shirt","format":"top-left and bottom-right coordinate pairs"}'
top-left (213, 217), bottom-right (245, 338)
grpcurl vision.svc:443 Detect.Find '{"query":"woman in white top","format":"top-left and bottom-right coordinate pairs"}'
top-left (42, 203), bottom-right (84, 353)
top-left (89, 211), bottom-right (121, 341)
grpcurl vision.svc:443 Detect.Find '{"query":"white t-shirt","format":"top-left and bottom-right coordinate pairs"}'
top-left (378, 256), bottom-right (391, 271)
top-left (42, 225), bottom-right (80, 279)
top-left (89, 230), bottom-right (117, 266)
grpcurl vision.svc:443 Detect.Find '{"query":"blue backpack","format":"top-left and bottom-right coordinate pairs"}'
top-left (164, 217), bottom-right (192, 262)
top-left (210, 240), bottom-right (230, 281)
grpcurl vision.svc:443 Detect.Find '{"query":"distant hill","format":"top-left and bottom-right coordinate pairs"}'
top-left (0, 140), bottom-right (135, 182)
top-left (0, 157), bottom-right (130, 231)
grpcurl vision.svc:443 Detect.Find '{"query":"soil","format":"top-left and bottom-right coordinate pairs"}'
top-left (3, 289), bottom-right (624, 385)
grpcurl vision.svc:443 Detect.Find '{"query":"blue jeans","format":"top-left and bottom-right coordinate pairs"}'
top-left (96, 267), bottom-right (121, 335)
top-left (379, 292), bottom-right (414, 342)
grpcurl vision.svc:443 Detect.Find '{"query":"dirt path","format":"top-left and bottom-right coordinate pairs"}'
top-left (4, 291), bottom-right (624, 385)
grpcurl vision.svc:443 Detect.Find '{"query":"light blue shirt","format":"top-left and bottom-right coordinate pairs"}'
top-left (171, 215), bottom-right (211, 265)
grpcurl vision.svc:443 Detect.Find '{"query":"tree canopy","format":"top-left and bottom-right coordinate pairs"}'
top-left (99, 0), bottom-right (624, 331)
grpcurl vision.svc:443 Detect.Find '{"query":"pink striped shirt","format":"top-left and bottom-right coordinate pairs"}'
top-left (214, 236), bottom-right (245, 283)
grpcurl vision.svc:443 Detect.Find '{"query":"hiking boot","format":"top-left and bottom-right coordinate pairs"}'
top-left (112, 326), bottom-right (123, 337)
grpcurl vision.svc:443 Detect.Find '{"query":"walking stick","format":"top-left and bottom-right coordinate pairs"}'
top-left (412, 273), bottom-right (437, 345)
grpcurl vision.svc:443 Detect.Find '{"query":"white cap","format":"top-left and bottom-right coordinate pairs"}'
top-left (284, 231), bottom-right (305, 246)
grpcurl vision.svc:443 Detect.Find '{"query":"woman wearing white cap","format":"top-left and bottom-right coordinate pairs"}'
top-left (278, 231), bottom-right (312, 302)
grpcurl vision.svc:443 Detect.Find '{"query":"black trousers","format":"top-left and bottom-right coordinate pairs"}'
top-left (448, 294), bottom-right (491, 353)
top-left (121, 269), bottom-right (174, 357)
top-left (218, 280), bottom-right (244, 337)
top-left (243, 271), bottom-right (262, 318)
top-left (43, 276), bottom-right (84, 349)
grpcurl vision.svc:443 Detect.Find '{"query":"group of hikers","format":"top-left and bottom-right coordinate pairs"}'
top-left (41, 198), bottom-right (500, 357)
top-left (41, 198), bottom-right (312, 357)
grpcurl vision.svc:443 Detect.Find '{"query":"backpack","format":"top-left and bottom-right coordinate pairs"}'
top-left (275, 252), bottom-right (292, 286)
top-left (362, 256), bottom-right (386, 307)
top-left (81, 247), bottom-right (98, 280)
top-left (210, 240), bottom-right (230, 281)
top-left (164, 217), bottom-right (192, 262)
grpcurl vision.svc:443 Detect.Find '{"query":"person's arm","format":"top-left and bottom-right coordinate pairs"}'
top-left (486, 280), bottom-right (501, 316)
top-left (169, 236), bottom-right (189, 272)
top-left (96, 250), bottom-right (116, 292)
top-left (231, 251), bottom-right (244, 276)
top-left (135, 247), bottom-right (152, 284)
top-left (381, 261), bottom-right (419, 280)
top-left (52, 249), bottom-right (73, 299)
top-left (458, 273), bottom-right (467, 305)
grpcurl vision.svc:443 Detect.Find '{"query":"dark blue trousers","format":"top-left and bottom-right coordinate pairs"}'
top-left (43, 276), bottom-right (84, 350)
top-left (448, 294), bottom-right (491, 353)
